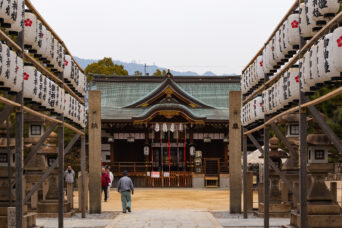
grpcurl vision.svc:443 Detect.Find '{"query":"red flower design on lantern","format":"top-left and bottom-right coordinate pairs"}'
top-left (295, 75), bottom-right (300, 83)
top-left (259, 102), bottom-right (262, 107)
top-left (65, 60), bottom-right (68, 66)
top-left (291, 20), bottom-right (299, 29)
top-left (259, 61), bottom-right (263, 67)
top-left (337, 36), bottom-right (342, 47)
top-left (41, 33), bottom-right (44, 38)
top-left (23, 72), bottom-right (29, 80)
top-left (24, 19), bottom-right (32, 27)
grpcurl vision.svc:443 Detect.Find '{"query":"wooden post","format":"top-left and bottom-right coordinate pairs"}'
top-left (88, 91), bottom-right (102, 213)
top-left (81, 135), bottom-right (86, 218)
top-left (229, 91), bottom-right (242, 213)
top-left (247, 171), bottom-right (253, 211)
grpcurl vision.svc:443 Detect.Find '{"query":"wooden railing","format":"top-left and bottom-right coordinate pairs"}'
top-left (111, 162), bottom-right (150, 174)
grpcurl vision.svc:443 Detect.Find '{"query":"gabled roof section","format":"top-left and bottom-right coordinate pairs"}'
top-left (132, 103), bottom-right (207, 124)
top-left (124, 77), bottom-right (214, 109)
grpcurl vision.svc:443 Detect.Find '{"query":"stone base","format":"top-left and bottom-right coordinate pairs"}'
top-left (219, 174), bottom-right (229, 188)
top-left (192, 173), bottom-right (204, 188)
top-left (36, 210), bottom-right (75, 218)
top-left (0, 212), bottom-right (38, 228)
top-left (298, 203), bottom-right (341, 215)
top-left (290, 211), bottom-right (342, 228)
top-left (256, 203), bottom-right (291, 218)
top-left (37, 200), bottom-right (71, 214)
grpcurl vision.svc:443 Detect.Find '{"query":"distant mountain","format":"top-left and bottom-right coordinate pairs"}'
top-left (74, 57), bottom-right (220, 76)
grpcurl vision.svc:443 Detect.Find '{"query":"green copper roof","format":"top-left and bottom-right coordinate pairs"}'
top-left (91, 75), bottom-right (241, 121)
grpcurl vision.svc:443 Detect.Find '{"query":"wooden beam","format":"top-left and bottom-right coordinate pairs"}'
top-left (270, 123), bottom-right (298, 156)
top-left (24, 122), bottom-right (58, 166)
top-left (246, 132), bottom-right (299, 200)
top-left (305, 97), bottom-right (342, 154)
top-left (24, 134), bottom-right (81, 203)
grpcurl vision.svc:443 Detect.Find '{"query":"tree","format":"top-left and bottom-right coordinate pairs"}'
top-left (85, 57), bottom-right (128, 82)
top-left (134, 71), bottom-right (143, 76)
top-left (153, 69), bottom-right (167, 76)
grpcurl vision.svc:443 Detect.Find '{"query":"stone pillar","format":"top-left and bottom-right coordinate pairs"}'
top-left (293, 182), bottom-right (299, 207)
top-left (67, 183), bottom-right (73, 209)
top-left (281, 180), bottom-right (289, 203)
top-left (78, 172), bottom-right (89, 211)
top-left (88, 90), bottom-right (102, 214)
top-left (31, 191), bottom-right (38, 210)
top-left (228, 91), bottom-right (242, 213)
top-left (330, 182), bottom-right (337, 202)
top-left (7, 207), bottom-right (16, 228)
top-left (247, 171), bottom-right (253, 211)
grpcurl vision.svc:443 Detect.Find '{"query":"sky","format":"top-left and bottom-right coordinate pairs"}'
top-left (31, 0), bottom-right (294, 75)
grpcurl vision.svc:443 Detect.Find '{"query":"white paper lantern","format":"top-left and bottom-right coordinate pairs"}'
top-left (64, 55), bottom-right (72, 82)
top-left (31, 70), bottom-right (41, 104)
top-left (275, 29), bottom-right (284, 64)
top-left (37, 25), bottom-right (47, 57)
top-left (24, 11), bottom-right (37, 49)
top-left (0, 0), bottom-right (10, 22)
top-left (300, 3), bottom-right (315, 39)
top-left (23, 65), bottom-right (36, 100)
top-left (301, 50), bottom-right (311, 93)
top-left (281, 20), bottom-right (292, 55)
top-left (6, 0), bottom-right (24, 34)
top-left (2, 0), bottom-right (17, 26)
top-left (41, 75), bottom-right (49, 109)
top-left (322, 33), bottom-right (339, 82)
top-left (316, 37), bottom-right (326, 86)
top-left (317, 0), bottom-right (340, 17)
top-left (12, 55), bottom-right (23, 93)
top-left (37, 72), bottom-right (44, 106)
top-left (332, 26), bottom-right (342, 73)
top-left (45, 30), bottom-right (54, 64)
top-left (287, 67), bottom-right (300, 103)
top-left (287, 13), bottom-right (300, 48)
top-left (60, 87), bottom-right (65, 115)
top-left (253, 96), bottom-right (263, 122)
top-left (308, 0), bottom-right (325, 25)
top-left (49, 80), bottom-right (57, 112)
top-left (31, 19), bottom-right (43, 53)
top-left (64, 93), bottom-right (70, 119)
top-left (55, 42), bottom-right (65, 72)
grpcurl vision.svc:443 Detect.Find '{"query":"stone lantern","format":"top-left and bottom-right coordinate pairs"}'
top-left (290, 133), bottom-right (342, 227)
top-left (257, 136), bottom-right (291, 217)
top-left (37, 131), bottom-right (73, 217)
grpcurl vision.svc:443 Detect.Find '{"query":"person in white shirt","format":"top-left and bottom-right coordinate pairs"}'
top-left (106, 167), bottom-right (114, 199)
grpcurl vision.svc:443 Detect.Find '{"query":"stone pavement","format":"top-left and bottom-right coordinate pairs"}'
top-left (212, 212), bottom-right (290, 228)
top-left (36, 212), bottom-right (118, 228)
top-left (106, 210), bottom-right (223, 228)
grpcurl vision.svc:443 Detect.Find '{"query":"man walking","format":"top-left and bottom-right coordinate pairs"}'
top-left (117, 170), bottom-right (134, 213)
top-left (106, 167), bottom-right (114, 199)
top-left (64, 165), bottom-right (75, 207)
top-left (101, 168), bottom-right (111, 202)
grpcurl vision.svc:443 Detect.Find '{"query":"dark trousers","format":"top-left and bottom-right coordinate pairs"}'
top-left (102, 186), bottom-right (108, 201)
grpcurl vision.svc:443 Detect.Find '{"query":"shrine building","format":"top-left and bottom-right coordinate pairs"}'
top-left (91, 71), bottom-right (240, 187)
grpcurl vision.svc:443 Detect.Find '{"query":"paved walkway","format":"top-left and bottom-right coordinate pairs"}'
top-left (106, 210), bottom-right (223, 228)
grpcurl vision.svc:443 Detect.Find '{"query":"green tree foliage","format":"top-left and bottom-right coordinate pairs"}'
top-left (310, 87), bottom-right (342, 161)
top-left (153, 69), bottom-right (167, 76)
top-left (85, 57), bottom-right (128, 82)
top-left (134, 71), bottom-right (143, 76)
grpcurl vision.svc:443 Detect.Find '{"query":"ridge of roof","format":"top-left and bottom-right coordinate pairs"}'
top-left (123, 77), bottom-right (214, 109)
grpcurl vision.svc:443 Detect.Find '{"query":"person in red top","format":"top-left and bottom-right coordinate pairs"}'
top-left (101, 168), bottom-right (111, 202)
